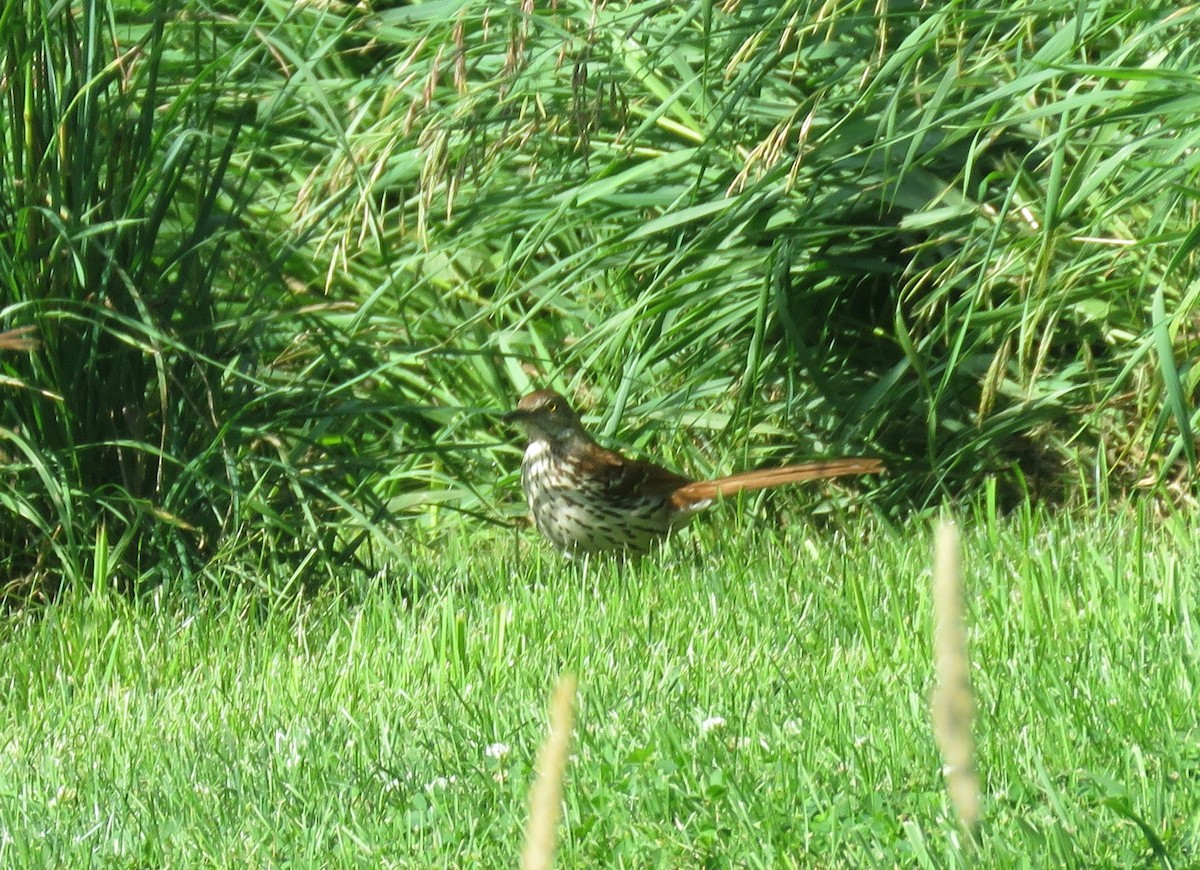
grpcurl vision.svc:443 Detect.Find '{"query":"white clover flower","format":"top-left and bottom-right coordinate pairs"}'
top-left (484, 741), bottom-right (510, 760)
top-left (699, 716), bottom-right (726, 735)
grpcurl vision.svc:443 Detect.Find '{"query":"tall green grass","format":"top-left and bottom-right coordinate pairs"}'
top-left (2, 1), bottom-right (1198, 593)
top-left (335, 1), bottom-right (1200, 500)
top-left (0, 3), bottom-right (424, 592)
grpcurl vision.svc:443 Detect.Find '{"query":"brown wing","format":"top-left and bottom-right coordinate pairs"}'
top-left (670, 458), bottom-right (884, 509)
top-left (578, 443), bottom-right (694, 501)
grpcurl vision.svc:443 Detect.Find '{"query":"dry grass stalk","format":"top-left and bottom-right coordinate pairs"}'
top-left (521, 673), bottom-right (578, 870)
top-left (0, 326), bottom-right (38, 352)
top-left (931, 520), bottom-right (981, 841)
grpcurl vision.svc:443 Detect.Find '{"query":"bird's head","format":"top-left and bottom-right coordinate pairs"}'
top-left (504, 390), bottom-right (587, 444)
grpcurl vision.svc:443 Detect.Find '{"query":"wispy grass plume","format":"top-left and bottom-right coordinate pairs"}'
top-left (931, 519), bottom-right (981, 842)
top-left (0, 326), bottom-right (37, 353)
top-left (522, 674), bottom-right (577, 870)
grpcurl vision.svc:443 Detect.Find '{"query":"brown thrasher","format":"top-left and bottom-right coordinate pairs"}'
top-left (505, 389), bottom-right (884, 557)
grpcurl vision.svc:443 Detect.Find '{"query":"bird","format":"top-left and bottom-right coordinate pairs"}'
top-left (504, 389), bottom-right (884, 557)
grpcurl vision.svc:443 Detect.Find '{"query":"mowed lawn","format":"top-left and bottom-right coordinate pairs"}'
top-left (1, 504), bottom-right (1197, 867)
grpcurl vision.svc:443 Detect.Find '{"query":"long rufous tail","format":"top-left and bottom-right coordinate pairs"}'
top-left (669, 458), bottom-right (884, 510)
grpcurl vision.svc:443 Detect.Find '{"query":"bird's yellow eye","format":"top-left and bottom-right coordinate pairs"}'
top-left (546, 401), bottom-right (558, 413)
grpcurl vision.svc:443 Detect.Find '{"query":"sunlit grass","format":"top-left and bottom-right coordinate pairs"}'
top-left (1, 506), bottom-right (1196, 866)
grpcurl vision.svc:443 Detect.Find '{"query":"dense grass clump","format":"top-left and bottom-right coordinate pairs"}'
top-left (0, 3), bottom-right (430, 592)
